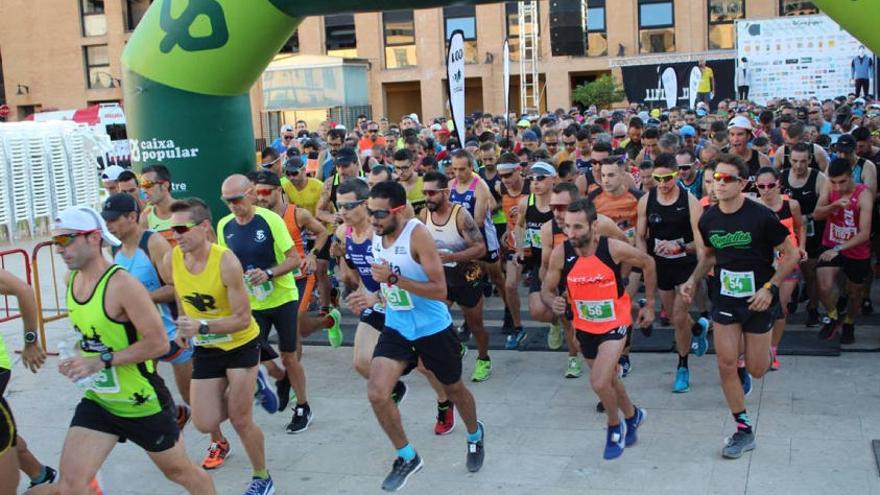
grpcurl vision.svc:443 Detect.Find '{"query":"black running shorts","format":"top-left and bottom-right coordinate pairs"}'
top-left (711, 298), bottom-right (780, 334)
top-left (655, 259), bottom-right (696, 291)
top-left (192, 338), bottom-right (261, 380)
top-left (0, 395), bottom-right (15, 456)
top-left (576, 326), bottom-right (629, 360)
top-left (359, 305), bottom-right (385, 331)
top-left (373, 325), bottom-right (463, 385)
top-left (448, 283), bottom-right (483, 308)
top-left (254, 299), bottom-right (300, 355)
top-left (70, 399), bottom-right (179, 453)
top-left (816, 250), bottom-right (872, 284)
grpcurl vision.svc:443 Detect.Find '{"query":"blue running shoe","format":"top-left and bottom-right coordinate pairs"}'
top-left (691, 317), bottom-right (710, 357)
top-left (673, 367), bottom-right (690, 393)
top-left (255, 365), bottom-right (279, 414)
top-left (244, 476), bottom-right (275, 495)
top-left (739, 367), bottom-right (752, 397)
top-left (624, 407), bottom-right (647, 447)
top-left (603, 422), bottom-right (627, 460)
top-left (505, 327), bottom-right (527, 350)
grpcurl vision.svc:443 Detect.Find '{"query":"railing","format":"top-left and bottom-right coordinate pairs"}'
top-left (31, 241), bottom-right (67, 352)
top-left (0, 248), bottom-right (31, 324)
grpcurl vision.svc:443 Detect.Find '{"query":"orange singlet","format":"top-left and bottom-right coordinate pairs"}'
top-left (500, 180), bottom-right (530, 250)
top-left (562, 237), bottom-right (632, 334)
top-left (588, 188), bottom-right (641, 243)
top-left (282, 203), bottom-right (315, 310)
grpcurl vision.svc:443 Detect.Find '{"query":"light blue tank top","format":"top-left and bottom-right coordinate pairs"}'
top-left (113, 231), bottom-right (176, 338)
top-left (371, 219), bottom-right (452, 340)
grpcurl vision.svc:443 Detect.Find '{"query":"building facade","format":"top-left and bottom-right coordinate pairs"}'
top-left (0, 0), bottom-right (820, 137)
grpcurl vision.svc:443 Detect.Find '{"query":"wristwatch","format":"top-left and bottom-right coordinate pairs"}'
top-left (833, 244), bottom-right (844, 252)
top-left (23, 330), bottom-right (37, 345)
top-left (387, 274), bottom-right (399, 285)
top-left (762, 281), bottom-right (780, 297)
top-left (100, 351), bottom-right (113, 369)
top-left (198, 320), bottom-right (210, 335)
top-left (265, 268), bottom-right (275, 280)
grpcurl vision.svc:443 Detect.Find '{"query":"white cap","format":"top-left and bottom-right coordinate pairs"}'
top-left (53, 206), bottom-right (121, 247)
top-left (529, 161), bottom-right (558, 177)
top-left (280, 124), bottom-right (294, 133)
top-left (101, 165), bottom-right (125, 182)
top-left (431, 123), bottom-right (442, 131)
top-left (408, 113), bottom-right (420, 124)
top-left (728, 115), bottom-right (753, 131)
top-left (334, 124), bottom-right (346, 130)
top-left (612, 122), bottom-right (628, 137)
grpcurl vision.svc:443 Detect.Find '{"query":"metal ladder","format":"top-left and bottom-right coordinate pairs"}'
top-left (518, 1), bottom-right (540, 117)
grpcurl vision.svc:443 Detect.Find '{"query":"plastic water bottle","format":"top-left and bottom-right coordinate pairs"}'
top-left (637, 298), bottom-right (654, 337)
top-left (244, 266), bottom-right (272, 302)
top-left (57, 340), bottom-right (100, 390)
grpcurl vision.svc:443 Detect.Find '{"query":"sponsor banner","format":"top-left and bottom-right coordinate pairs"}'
top-left (446, 30), bottom-right (466, 146)
top-left (621, 60), bottom-right (735, 108)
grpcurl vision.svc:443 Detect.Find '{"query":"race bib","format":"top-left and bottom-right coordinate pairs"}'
top-left (192, 333), bottom-right (233, 346)
top-left (524, 228), bottom-right (542, 248)
top-left (720, 269), bottom-right (756, 298)
top-left (574, 299), bottom-right (616, 323)
top-left (654, 238), bottom-right (687, 259)
top-left (90, 367), bottom-right (120, 394)
top-left (381, 284), bottom-right (415, 311)
top-left (829, 224), bottom-right (856, 244)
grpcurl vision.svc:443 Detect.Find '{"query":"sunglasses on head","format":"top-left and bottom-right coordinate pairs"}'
top-left (140, 179), bottom-right (166, 189)
top-left (756, 182), bottom-right (777, 190)
top-left (423, 188), bottom-right (448, 197)
top-left (652, 172), bottom-right (678, 183)
top-left (52, 230), bottom-right (97, 247)
top-left (222, 194), bottom-right (247, 205)
top-left (367, 204), bottom-right (406, 219)
top-left (170, 222), bottom-right (197, 235)
top-left (337, 200), bottom-right (365, 210)
top-left (713, 172), bottom-right (743, 183)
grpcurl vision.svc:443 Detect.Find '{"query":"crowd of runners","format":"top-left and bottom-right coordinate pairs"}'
top-left (1, 93), bottom-right (878, 494)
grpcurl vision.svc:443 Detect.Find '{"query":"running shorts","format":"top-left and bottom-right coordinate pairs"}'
top-left (70, 399), bottom-right (178, 453)
top-left (576, 326), bottom-right (629, 360)
top-left (192, 338), bottom-right (261, 379)
top-left (816, 250), bottom-right (872, 284)
top-left (373, 325), bottom-right (463, 385)
top-left (711, 298), bottom-right (780, 334)
top-left (254, 299), bottom-right (300, 355)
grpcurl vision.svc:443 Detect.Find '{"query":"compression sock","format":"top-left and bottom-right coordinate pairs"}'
top-left (397, 443), bottom-right (417, 462)
top-left (678, 353), bottom-right (689, 369)
top-left (733, 410), bottom-right (753, 434)
top-left (252, 469), bottom-right (270, 480)
top-left (467, 423), bottom-right (483, 443)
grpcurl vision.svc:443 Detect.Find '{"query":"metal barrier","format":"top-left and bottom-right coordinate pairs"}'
top-left (0, 248), bottom-right (31, 324)
top-left (31, 241), bottom-right (67, 351)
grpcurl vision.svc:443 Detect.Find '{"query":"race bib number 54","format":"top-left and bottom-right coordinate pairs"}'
top-left (720, 269), bottom-right (755, 298)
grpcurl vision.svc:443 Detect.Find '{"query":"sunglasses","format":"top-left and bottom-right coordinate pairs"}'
top-left (498, 172), bottom-right (515, 179)
top-left (286, 170), bottom-right (301, 177)
top-left (677, 165), bottom-right (693, 171)
top-left (423, 188), bottom-right (447, 197)
top-left (809, 110), bottom-right (820, 115)
top-left (652, 172), bottom-right (678, 183)
top-left (337, 200), bottom-right (365, 210)
top-left (545, 142), bottom-right (559, 147)
top-left (222, 194), bottom-right (247, 205)
top-left (170, 222), bottom-right (197, 234)
top-left (254, 188), bottom-right (275, 197)
top-left (369, 129), bottom-right (379, 133)
top-left (367, 204), bottom-right (406, 219)
top-left (140, 179), bottom-right (166, 189)
top-left (282, 136), bottom-right (295, 141)
top-left (551, 204), bottom-right (569, 213)
top-left (713, 172), bottom-right (743, 183)
top-left (756, 182), bottom-right (777, 190)
top-left (52, 230), bottom-right (97, 247)
top-left (530, 175), bottom-right (550, 182)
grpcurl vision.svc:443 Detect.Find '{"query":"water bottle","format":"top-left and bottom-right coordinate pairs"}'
top-left (58, 340), bottom-right (100, 390)
top-left (637, 298), bottom-right (653, 337)
top-left (244, 266), bottom-right (272, 302)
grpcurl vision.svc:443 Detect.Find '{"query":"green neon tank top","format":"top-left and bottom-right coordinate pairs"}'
top-left (0, 335), bottom-right (9, 370)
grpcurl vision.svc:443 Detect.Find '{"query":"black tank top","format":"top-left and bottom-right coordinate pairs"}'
top-left (480, 168), bottom-right (502, 205)
top-left (781, 168), bottom-right (819, 215)
top-left (524, 193), bottom-right (554, 265)
top-left (645, 185), bottom-right (696, 265)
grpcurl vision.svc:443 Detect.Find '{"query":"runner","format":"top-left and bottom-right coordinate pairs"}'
top-left (139, 164), bottom-right (176, 244)
top-left (636, 152), bottom-right (709, 393)
top-left (50, 206), bottom-right (215, 494)
top-left (813, 158), bottom-right (874, 344)
top-left (724, 116), bottom-right (770, 193)
top-left (421, 172), bottom-right (492, 381)
top-left (496, 157), bottom-right (529, 337)
top-left (217, 174), bottom-right (311, 433)
top-left (393, 149), bottom-right (426, 214)
top-left (755, 167), bottom-right (806, 369)
top-left (163, 198), bottom-right (275, 494)
top-left (774, 120), bottom-right (829, 173)
top-left (541, 198), bottom-right (654, 460)
top-left (356, 181), bottom-right (484, 491)
top-left (675, 149), bottom-right (705, 199)
top-left (681, 154), bottom-right (799, 459)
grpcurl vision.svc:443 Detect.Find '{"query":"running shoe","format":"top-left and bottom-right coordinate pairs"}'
top-left (739, 367), bottom-right (752, 397)
top-left (547, 321), bottom-right (563, 350)
top-left (619, 355), bottom-right (632, 378)
top-left (862, 298), bottom-right (874, 316)
top-left (456, 322), bottom-right (471, 343)
top-left (505, 327), bottom-right (527, 350)
top-left (840, 323), bottom-right (855, 344)
top-left (202, 440), bottom-right (231, 470)
top-left (391, 380), bottom-right (408, 405)
top-left (466, 421), bottom-right (485, 473)
top-left (817, 316), bottom-right (838, 341)
top-left (805, 308), bottom-right (820, 327)
top-left (275, 375), bottom-right (291, 412)
top-left (28, 466), bottom-right (57, 488)
top-left (624, 407), bottom-right (647, 447)
top-left (770, 347), bottom-right (780, 371)
top-left (255, 365), bottom-right (279, 414)
top-left (691, 317), bottom-right (710, 357)
top-left (603, 422), bottom-right (627, 460)
top-left (176, 403), bottom-right (192, 430)
top-left (286, 404), bottom-right (313, 434)
top-left (434, 402), bottom-right (455, 435)
top-left (471, 358), bottom-right (492, 382)
top-left (244, 476), bottom-right (275, 495)
top-left (326, 308), bottom-right (343, 348)
top-left (722, 430), bottom-right (756, 459)
top-left (565, 356), bottom-right (583, 378)
top-left (381, 454), bottom-right (423, 492)
top-left (672, 367), bottom-right (690, 393)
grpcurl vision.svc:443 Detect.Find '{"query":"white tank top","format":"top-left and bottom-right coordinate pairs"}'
top-left (425, 204), bottom-right (468, 258)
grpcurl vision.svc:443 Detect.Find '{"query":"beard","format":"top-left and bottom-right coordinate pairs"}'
top-left (569, 230), bottom-right (592, 248)
top-left (375, 217), bottom-right (398, 237)
top-left (425, 200), bottom-right (440, 212)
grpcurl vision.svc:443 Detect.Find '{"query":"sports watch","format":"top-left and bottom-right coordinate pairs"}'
top-left (198, 320), bottom-right (210, 335)
top-left (387, 274), bottom-right (399, 285)
top-left (23, 330), bottom-right (37, 344)
top-left (265, 268), bottom-right (275, 280)
top-left (100, 351), bottom-right (114, 369)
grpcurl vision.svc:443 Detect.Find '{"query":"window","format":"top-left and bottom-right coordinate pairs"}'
top-left (587, 0), bottom-right (608, 57)
top-left (280, 33), bottom-right (300, 54)
top-left (708, 0), bottom-right (743, 50)
top-left (638, 0), bottom-right (675, 53)
top-left (444, 6), bottom-right (477, 64)
top-left (325, 14), bottom-right (357, 57)
top-left (84, 45), bottom-right (112, 89)
top-left (81, 0), bottom-right (107, 37)
top-left (125, 0), bottom-right (152, 31)
top-left (384, 11), bottom-right (417, 69)
top-left (779, 0), bottom-right (818, 16)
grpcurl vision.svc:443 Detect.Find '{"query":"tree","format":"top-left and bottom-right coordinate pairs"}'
top-left (572, 74), bottom-right (626, 110)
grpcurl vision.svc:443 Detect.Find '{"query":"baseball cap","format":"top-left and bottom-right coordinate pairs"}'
top-left (517, 119), bottom-right (531, 128)
top-left (650, 108), bottom-right (661, 118)
top-left (612, 122), bottom-right (628, 137)
top-left (335, 147), bottom-right (358, 165)
top-left (280, 124), bottom-right (294, 133)
top-left (728, 115), bottom-right (753, 131)
top-left (284, 156), bottom-right (304, 172)
top-left (855, 97), bottom-right (866, 106)
top-left (100, 193), bottom-right (139, 221)
top-left (431, 123), bottom-right (442, 132)
top-left (522, 130), bottom-right (539, 141)
top-left (55, 206), bottom-right (121, 247)
top-left (836, 134), bottom-right (857, 152)
top-left (696, 108), bottom-right (708, 117)
top-left (251, 170), bottom-right (281, 187)
top-left (529, 162), bottom-right (557, 177)
top-left (679, 124), bottom-right (696, 137)
top-left (101, 165), bottom-right (126, 182)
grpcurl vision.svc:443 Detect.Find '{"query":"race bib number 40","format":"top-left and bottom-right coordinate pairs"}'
top-left (575, 299), bottom-right (616, 323)
top-left (381, 284), bottom-right (415, 311)
top-left (720, 269), bottom-right (755, 298)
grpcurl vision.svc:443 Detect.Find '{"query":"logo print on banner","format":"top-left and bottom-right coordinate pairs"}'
top-left (159, 0), bottom-right (230, 54)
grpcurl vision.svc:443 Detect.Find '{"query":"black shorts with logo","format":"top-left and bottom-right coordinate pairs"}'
top-left (254, 299), bottom-right (300, 356)
top-left (711, 298), bottom-right (781, 334)
top-left (0, 395), bottom-right (16, 456)
top-left (192, 338), bottom-right (261, 380)
top-left (359, 305), bottom-right (385, 330)
top-left (70, 398), bottom-right (179, 453)
top-left (576, 326), bottom-right (629, 360)
top-left (373, 325), bottom-right (462, 385)
top-left (816, 249), bottom-right (872, 284)
top-left (655, 259), bottom-right (697, 291)
top-left (448, 283), bottom-right (483, 308)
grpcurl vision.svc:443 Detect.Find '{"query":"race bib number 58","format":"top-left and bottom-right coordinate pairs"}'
top-left (575, 299), bottom-right (616, 322)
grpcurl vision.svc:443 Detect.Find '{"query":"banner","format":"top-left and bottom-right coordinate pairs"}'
top-left (503, 39), bottom-right (511, 131)
top-left (812, 0), bottom-right (880, 56)
top-left (446, 30), bottom-right (466, 146)
top-left (688, 67), bottom-right (701, 109)
top-left (736, 14), bottom-right (873, 104)
top-left (621, 60), bottom-right (735, 108)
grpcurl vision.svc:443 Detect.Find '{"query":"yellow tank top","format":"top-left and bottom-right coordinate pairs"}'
top-left (171, 244), bottom-right (259, 350)
top-left (406, 176), bottom-right (426, 212)
top-left (283, 177), bottom-right (322, 216)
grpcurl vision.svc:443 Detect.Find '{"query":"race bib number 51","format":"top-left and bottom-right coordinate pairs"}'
top-left (575, 299), bottom-right (616, 323)
top-left (382, 284), bottom-right (415, 311)
top-left (720, 269), bottom-right (755, 298)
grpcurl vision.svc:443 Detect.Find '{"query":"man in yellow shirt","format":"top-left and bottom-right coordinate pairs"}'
top-left (696, 59), bottom-right (715, 107)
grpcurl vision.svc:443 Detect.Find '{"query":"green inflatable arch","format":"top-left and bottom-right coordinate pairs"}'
top-left (121, 0), bottom-right (494, 216)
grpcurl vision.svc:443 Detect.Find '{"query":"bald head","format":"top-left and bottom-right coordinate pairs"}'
top-left (221, 174), bottom-right (251, 197)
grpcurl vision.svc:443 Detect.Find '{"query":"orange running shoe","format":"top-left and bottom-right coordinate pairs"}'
top-left (201, 440), bottom-right (231, 470)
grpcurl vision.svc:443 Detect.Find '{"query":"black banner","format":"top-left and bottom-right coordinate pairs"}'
top-left (621, 59), bottom-right (735, 109)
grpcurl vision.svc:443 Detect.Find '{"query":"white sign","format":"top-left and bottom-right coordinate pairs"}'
top-left (737, 14), bottom-right (873, 104)
top-left (503, 39), bottom-right (511, 130)
top-left (688, 67), bottom-right (702, 109)
top-left (661, 67), bottom-right (678, 109)
top-left (446, 30), bottom-right (466, 146)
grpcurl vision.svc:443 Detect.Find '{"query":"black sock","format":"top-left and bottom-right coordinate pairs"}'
top-left (438, 400), bottom-right (451, 410)
top-left (678, 354), bottom-right (688, 369)
top-left (477, 356), bottom-right (490, 362)
top-left (733, 410), bottom-right (752, 434)
top-left (691, 321), bottom-right (704, 337)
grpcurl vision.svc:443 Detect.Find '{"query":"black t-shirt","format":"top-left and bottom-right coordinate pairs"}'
top-left (699, 199), bottom-right (790, 303)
